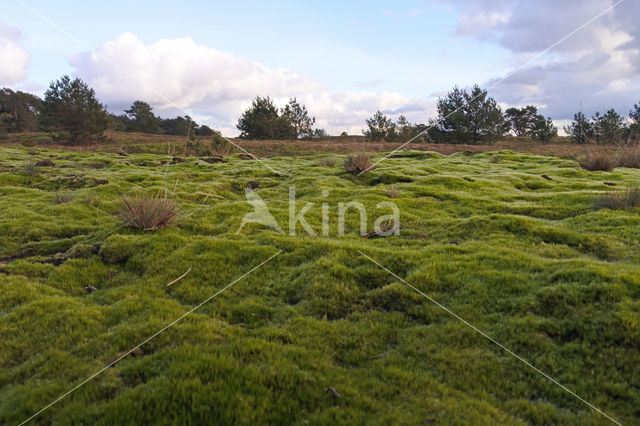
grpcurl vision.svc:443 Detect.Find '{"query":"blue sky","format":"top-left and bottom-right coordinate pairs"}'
top-left (2, 0), bottom-right (638, 135)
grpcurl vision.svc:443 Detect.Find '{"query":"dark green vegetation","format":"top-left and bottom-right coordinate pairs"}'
top-left (1, 146), bottom-right (639, 424)
top-left (237, 97), bottom-right (317, 140)
top-left (5, 77), bottom-right (639, 146)
top-left (40, 76), bottom-right (109, 145)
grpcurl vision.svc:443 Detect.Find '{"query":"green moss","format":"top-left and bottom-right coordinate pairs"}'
top-left (0, 145), bottom-right (639, 424)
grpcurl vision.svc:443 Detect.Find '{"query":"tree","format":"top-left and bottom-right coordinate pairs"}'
top-left (530, 115), bottom-right (558, 142)
top-left (0, 88), bottom-right (42, 133)
top-left (281, 98), bottom-right (315, 138)
top-left (505, 106), bottom-right (538, 136)
top-left (108, 113), bottom-right (129, 131)
top-left (237, 96), bottom-right (294, 139)
top-left (396, 115), bottom-right (411, 140)
top-left (436, 85), bottom-right (507, 143)
top-left (504, 105), bottom-right (557, 141)
top-left (629, 102), bottom-right (640, 142)
top-left (40, 75), bottom-right (109, 145)
top-left (159, 115), bottom-right (195, 136)
top-left (593, 109), bottom-right (626, 143)
top-left (395, 115), bottom-right (428, 142)
top-left (564, 112), bottom-right (594, 144)
top-left (630, 102), bottom-right (640, 127)
top-left (124, 100), bottom-right (160, 133)
top-left (312, 128), bottom-right (328, 138)
top-left (196, 124), bottom-right (214, 136)
top-left (363, 110), bottom-right (396, 141)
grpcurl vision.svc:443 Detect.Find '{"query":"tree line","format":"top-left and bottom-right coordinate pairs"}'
top-left (0, 76), bottom-right (215, 145)
top-left (2, 75), bottom-right (639, 145)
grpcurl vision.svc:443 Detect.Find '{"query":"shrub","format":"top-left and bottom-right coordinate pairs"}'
top-left (576, 148), bottom-right (615, 171)
top-left (344, 153), bottom-right (373, 174)
top-left (117, 195), bottom-right (178, 230)
top-left (594, 187), bottom-right (640, 210)
top-left (211, 135), bottom-right (236, 157)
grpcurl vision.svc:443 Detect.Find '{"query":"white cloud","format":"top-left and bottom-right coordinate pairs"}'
top-left (69, 33), bottom-right (434, 136)
top-left (0, 23), bottom-right (29, 85)
top-left (440, 0), bottom-right (640, 120)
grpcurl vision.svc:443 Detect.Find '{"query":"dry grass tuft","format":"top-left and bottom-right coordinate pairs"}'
top-left (211, 140), bottom-right (236, 157)
top-left (594, 187), bottom-right (640, 210)
top-left (344, 153), bottom-right (373, 174)
top-left (387, 185), bottom-right (399, 198)
top-left (118, 195), bottom-right (179, 230)
top-left (575, 147), bottom-right (616, 172)
top-left (84, 191), bottom-right (100, 208)
top-left (53, 191), bottom-right (74, 204)
top-left (617, 145), bottom-right (640, 169)
top-left (317, 158), bottom-right (336, 167)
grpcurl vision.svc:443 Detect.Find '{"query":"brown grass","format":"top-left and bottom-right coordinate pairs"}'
top-left (211, 140), bottom-right (236, 157)
top-left (575, 147), bottom-right (616, 172)
top-left (387, 185), bottom-right (399, 198)
top-left (2, 131), bottom-right (588, 159)
top-left (617, 145), bottom-right (640, 169)
top-left (344, 153), bottom-right (373, 174)
top-left (317, 158), bottom-right (336, 167)
top-left (594, 187), bottom-right (640, 210)
top-left (118, 195), bottom-right (179, 230)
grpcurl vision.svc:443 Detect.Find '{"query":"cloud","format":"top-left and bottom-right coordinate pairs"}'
top-left (440, 0), bottom-right (640, 120)
top-left (69, 33), bottom-right (434, 135)
top-left (0, 23), bottom-right (29, 85)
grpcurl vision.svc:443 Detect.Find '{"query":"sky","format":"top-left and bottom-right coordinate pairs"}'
top-left (1, 0), bottom-right (639, 136)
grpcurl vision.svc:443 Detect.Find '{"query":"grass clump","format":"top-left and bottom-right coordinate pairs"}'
top-left (575, 147), bottom-right (615, 171)
top-left (117, 194), bottom-right (179, 230)
top-left (617, 145), bottom-right (640, 168)
top-left (344, 153), bottom-right (373, 174)
top-left (211, 138), bottom-right (236, 157)
top-left (317, 157), bottom-right (336, 167)
top-left (52, 191), bottom-right (74, 204)
top-left (387, 184), bottom-right (399, 198)
top-left (22, 161), bottom-right (39, 176)
top-left (84, 191), bottom-right (100, 208)
top-left (594, 187), bottom-right (640, 210)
